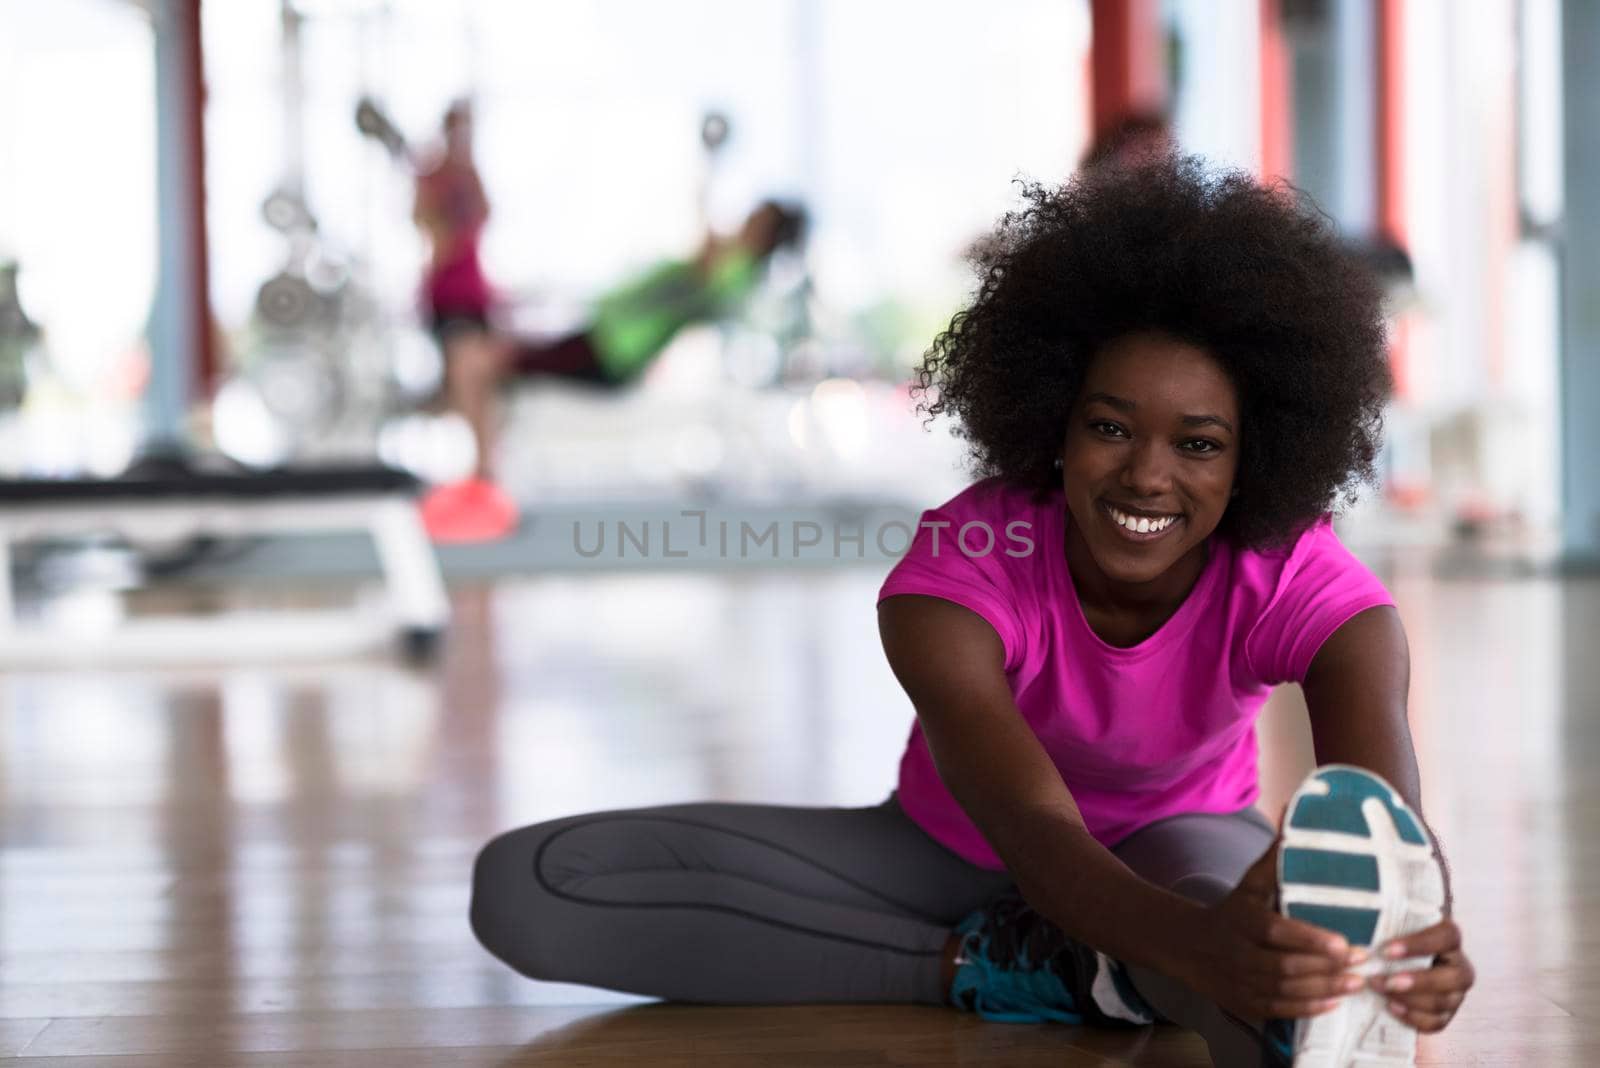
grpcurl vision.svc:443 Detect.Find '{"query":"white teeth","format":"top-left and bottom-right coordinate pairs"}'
top-left (1108, 506), bottom-right (1176, 534)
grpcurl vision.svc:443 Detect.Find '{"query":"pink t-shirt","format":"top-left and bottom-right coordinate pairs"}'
top-left (877, 477), bottom-right (1394, 870)
top-left (416, 163), bottom-right (494, 317)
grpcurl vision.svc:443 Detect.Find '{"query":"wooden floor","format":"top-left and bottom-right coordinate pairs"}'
top-left (1, 560), bottom-right (1596, 1065)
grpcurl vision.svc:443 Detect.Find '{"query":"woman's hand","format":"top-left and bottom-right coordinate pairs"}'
top-left (1367, 919), bottom-right (1474, 1031)
top-left (1174, 841), bottom-right (1368, 1021)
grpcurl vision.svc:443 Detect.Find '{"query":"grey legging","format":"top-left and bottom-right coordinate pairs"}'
top-left (470, 795), bottom-right (1274, 1066)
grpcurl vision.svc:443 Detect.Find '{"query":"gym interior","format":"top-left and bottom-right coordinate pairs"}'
top-left (0, 1), bottom-right (1595, 1065)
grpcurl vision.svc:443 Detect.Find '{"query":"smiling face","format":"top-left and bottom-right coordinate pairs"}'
top-left (1060, 331), bottom-right (1241, 597)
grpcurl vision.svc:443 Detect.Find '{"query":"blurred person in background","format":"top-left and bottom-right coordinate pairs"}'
top-left (965, 112), bottom-right (1174, 268)
top-left (466, 157), bottom-right (1472, 1066)
top-left (423, 198), bottom-right (806, 542)
top-left (1080, 111), bottom-right (1176, 172)
top-left (406, 99), bottom-right (518, 539)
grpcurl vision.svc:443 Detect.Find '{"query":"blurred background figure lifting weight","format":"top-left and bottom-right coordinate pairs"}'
top-left (358, 96), bottom-right (509, 539)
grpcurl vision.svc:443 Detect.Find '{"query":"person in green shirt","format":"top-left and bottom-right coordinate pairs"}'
top-left (423, 199), bottom-right (806, 542)
top-left (515, 198), bottom-right (803, 383)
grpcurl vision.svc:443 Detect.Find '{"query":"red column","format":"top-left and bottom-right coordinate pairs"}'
top-left (1376, 0), bottom-right (1408, 399)
top-left (1089, 0), bottom-right (1167, 142)
top-left (1376, 0), bottom-right (1406, 254)
top-left (178, 0), bottom-right (216, 399)
top-left (1259, 0), bottom-right (1293, 182)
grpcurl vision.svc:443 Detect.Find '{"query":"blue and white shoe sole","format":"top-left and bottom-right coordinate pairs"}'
top-left (1277, 765), bottom-right (1446, 1068)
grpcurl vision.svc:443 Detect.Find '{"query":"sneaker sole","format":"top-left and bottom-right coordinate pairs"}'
top-left (1277, 765), bottom-right (1446, 1068)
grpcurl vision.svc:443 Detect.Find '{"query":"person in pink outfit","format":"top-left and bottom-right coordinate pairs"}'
top-left (407, 100), bottom-right (517, 542)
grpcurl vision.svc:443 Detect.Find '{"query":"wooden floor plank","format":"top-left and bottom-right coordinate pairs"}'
top-left (0, 972), bottom-right (644, 1021)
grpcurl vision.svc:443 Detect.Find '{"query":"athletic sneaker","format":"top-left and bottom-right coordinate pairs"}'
top-left (1266, 764), bottom-right (1447, 1067)
top-left (420, 478), bottom-right (518, 543)
top-left (948, 888), bottom-right (1155, 1026)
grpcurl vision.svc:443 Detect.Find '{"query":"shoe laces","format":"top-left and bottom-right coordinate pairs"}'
top-left (959, 890), bottom-right (1074, 969)
top-left (952, 891), bottom-right (1088, 1024)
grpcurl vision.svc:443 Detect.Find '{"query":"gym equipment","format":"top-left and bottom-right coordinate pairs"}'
top-left (0, 259), bottom-right (40, 412)
top-left (355, 95), bottom-right (414, 165)
top-left (0, 464), bottom-right (448, 665)
top-left (213, 7), bottom-right (433, 469)
top-left (217, 186), bottom-right (403, 466)
top-left (698, 109), bottom-right (730, 237)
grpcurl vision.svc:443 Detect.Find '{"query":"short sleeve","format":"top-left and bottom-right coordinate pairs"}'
top-left (1244, 517), bottom-right (1396, 685)
top-left (877, 503), bottom-right (1025, 672)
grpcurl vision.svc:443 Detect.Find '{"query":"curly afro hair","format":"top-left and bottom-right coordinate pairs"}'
top-left (915, 156), bottom-right (1392, 549)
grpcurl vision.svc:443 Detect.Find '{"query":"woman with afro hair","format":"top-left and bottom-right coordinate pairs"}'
top-left (469, 157), bottom-right (1475, 1067)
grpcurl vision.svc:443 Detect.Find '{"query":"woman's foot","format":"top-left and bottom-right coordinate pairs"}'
top-left (1267, 765), bottom-right (1446, 1067)
top-left (421, 478), bottom-right (518, 543)
top-left (946, 888), bottom-right (1154, 1026)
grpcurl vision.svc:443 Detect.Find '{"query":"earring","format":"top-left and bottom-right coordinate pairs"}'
top-left (1052, 457), bottom-right (1063, 471)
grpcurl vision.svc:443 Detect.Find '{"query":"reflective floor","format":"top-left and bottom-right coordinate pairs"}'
top-left (1, 561), bottom-right (1596, 1065)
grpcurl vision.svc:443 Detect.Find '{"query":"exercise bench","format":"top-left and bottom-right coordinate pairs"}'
top-left (0, 465), bottom-right (449, 665)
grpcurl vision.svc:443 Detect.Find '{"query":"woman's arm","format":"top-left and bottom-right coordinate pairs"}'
top-left (1300, 605), bottom-right (1442, 898)
top-left (1301, 606), bottom-right (1421, 811)
top-left (1301, 604), bottom-right (1474, 1031)
top-left (879, 594), bottom-right (1346, 997)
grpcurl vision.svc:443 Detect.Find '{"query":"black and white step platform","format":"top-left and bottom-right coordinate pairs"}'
top-left (0, 466), bottom-right (449, 665)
